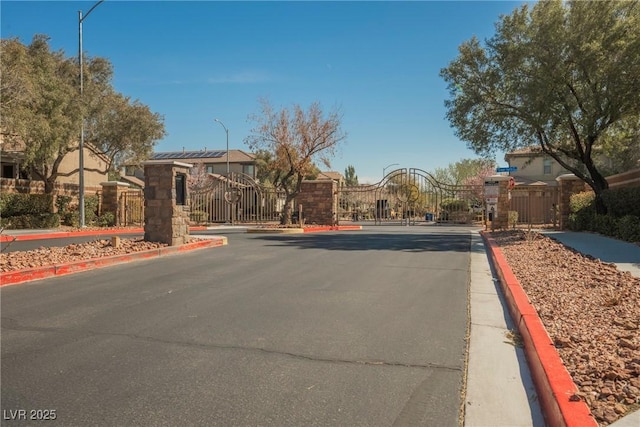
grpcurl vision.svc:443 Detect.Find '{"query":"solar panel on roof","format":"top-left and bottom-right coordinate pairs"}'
top-left (150, 150), bottom-right (229, 160)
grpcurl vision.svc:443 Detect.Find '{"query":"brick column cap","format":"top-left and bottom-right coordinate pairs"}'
top-left (556, 173), bottom-right (580, 181)
top-left (100, 181), bottom-right (131, 187)
top-left (142, 160), bottom-right (193, 168)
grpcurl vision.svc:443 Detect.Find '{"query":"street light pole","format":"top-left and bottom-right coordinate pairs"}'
top-left (78, 0), bottom-right (104, 227)
top-left (382, 163), bottom-right (399, 179)
top-left (214, 118), bottom-right (230, 223)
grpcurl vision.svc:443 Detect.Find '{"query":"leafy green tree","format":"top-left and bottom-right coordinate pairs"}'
top-left (344, 165), bottom-right (358, 186)
top-left (245, 98), bottom-right (347, 225)
top-left (440, 0), bottom-right (640, 213)
top-left (0, 35), bottom-right (165, 193)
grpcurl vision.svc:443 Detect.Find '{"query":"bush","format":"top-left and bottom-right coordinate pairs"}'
top-left (0, 213), bottom-right (60, 229)
top-left (591, 214), bottom-right (617, 236)
top-left (96, 212), bottom-right (116, 227)
top-left (508, 211), bottom-right (519, 229)
top-left (569, 191), bottom-right (595, 214)
top-left (0, 193), bottom-right (53, 217)
top-left (84, 195), bottom-right (99, 225)
top-left (441, 198), bottom-right (468, 212)
top-left (55, 195), bottom-right (73, 215)
top-left (601, 187), bottom-right (640, 218)
top-left (615, 215), bottom-right (640, 242)
top-left (190, 210), bottom-right (207, 223)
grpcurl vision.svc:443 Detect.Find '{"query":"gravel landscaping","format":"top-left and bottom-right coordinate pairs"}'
top-left (490, 230), bottom-right (640, 426)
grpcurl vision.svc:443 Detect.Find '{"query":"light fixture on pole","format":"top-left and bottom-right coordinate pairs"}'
top-left (78, 0), bottom-right (105, 227)
top-left (382, 163), bottom-right (399, 178)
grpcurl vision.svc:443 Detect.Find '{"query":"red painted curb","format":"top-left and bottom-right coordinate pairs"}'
top-left (303, 225), bottom-right (362, 233)
top-left (0, 238), bottom-right (226, 287)
top-left (481, 231), bottom-right (596, 427)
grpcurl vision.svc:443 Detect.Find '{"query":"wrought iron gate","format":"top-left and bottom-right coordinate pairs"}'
top-left (189, 172), bottom-right (285, 224)
top-left (119, 189), bottom-right (144, 226)
top-left (337, 168), bottom-right (484, 225)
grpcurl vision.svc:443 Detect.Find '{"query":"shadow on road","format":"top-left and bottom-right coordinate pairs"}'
top-left (251, 232), bottom-right (471, 252)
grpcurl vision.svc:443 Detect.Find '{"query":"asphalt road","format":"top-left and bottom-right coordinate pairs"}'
top-left (1, 226), bottom-right (471, 426)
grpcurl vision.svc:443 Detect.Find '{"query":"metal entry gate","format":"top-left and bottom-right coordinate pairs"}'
top-left (337, 168), bottom-right (484, 225)
top-left (189, 172), bottom-right (284, 224)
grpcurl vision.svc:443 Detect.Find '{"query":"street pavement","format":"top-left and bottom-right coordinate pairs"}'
top-left (2, 227), bottom-right (469, 426)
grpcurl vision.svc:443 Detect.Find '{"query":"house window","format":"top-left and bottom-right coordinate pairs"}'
top-left (2, 164), bottom-right (15, 178)
top-left (543, 158), bottom-right (552, 175)
top-left (206, 164), bottom-right (214, 174)
top-left (242, 164), bottom-right (255, 177)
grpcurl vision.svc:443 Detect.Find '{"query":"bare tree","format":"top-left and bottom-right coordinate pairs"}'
top-left (245, 99), bottom-right (347, 225)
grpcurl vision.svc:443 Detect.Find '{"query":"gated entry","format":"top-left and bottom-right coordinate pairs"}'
top-left (189, 172), bottom-right (284, 224)
top-left (337, 168), bottom-right (484, 225)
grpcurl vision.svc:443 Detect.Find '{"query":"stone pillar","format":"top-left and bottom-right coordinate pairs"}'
top-left (297, 180), bottom-right (338, 225)
top-left (484, 175), bottom-right (510, 230)
top-left (100, 181), bottom-right (131, 226)
top-left (143, 161), bottom-right (192, 245)
top-left (556, 174), bottom-right (586, 230)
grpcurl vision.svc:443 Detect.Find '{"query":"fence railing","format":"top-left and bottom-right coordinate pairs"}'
top-left (509, 186), bottom-right (558, 226)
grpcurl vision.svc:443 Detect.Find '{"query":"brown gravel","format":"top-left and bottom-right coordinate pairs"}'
top-left (490, 230), bottom-right (640, 426)
top-left (0, 238), bottom-right (168, 272)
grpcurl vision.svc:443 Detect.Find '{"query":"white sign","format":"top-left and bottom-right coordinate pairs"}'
top-left (484, 186), bottom-right (499, 197)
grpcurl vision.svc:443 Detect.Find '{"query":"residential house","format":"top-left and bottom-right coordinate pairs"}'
top-left (504, 146), bottom-right (571, 186)
top-left (316, 171), bottom-right (345, 186)
top-left (120, 149), bottom-right (257, 188)
top-left (0, 132), bottom-right (108, 194)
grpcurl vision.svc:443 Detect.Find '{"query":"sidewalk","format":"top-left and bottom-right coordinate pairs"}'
top-left (466, 231), bottom-right (545, 426)
top-left (540, 230), bottom-right (640, 278)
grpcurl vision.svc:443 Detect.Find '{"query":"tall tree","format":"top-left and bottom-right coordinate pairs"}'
top-left (0, 35), bottom-right (165, 193)
top-left (245, 99), bottom-right (347, 225)
top-left (440, 0), bottom-right (640, 213)
top-left (344, 165), bottom-right (359, 186)
top-left (432, 158), bottom-right (496, 186)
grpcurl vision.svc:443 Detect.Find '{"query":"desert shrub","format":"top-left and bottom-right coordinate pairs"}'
top-left (568, 191), bottom-right (596, 231)
top-left (591, 214), bottom-right (618, 236)
top-left (0, 193), bottom-right (53, 217)
top-left (569, 191), bottom-right (595, 214)
top-left (441, 198), bottom-right (468, 212)
top-left (55, 195), bottom-right (73, 215)
top-left (601, 187), bottom-right (640, 218)
top-left (63, 211), bottom-right (80, 227)
top-left (84, 195), bottom-right (99, 225)
top-left (508, 211), bottom-right (519, 229)
top-left (615, 215), bottom-right (640, 242)
top-left (190, 210), bottom-right (207, 223)
top-left (1, 213), bottom-right (60, 229)
top-left (96, 212), bottom-right (116, 227)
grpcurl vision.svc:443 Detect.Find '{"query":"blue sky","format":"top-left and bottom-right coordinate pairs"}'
top-left (1, 0), bottom-right (523, 183)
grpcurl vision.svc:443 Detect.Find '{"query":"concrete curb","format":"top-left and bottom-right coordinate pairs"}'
top-left (247, 225), bottom-right (362, 234)
top-left (0, 237), bottom-right (227, 287)
top-left (481, 231), bottom-right (597, 427)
